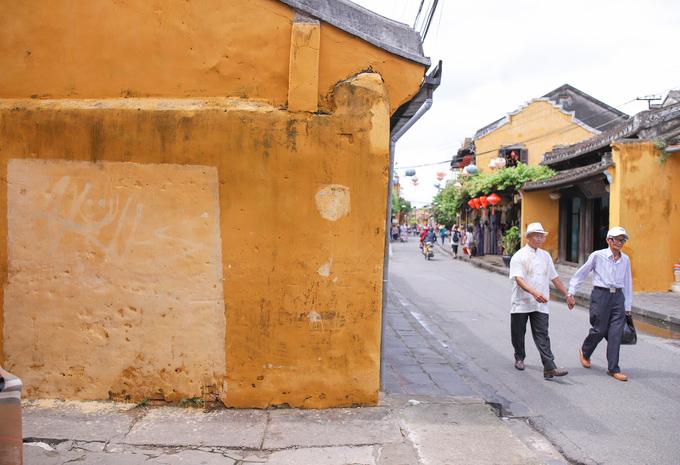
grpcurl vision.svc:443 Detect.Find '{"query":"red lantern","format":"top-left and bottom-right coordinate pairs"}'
top-left (487, 192), bottom-right (502, 214)
top-left (479, 196), bottom-right (488, 208)
top-left (467, 199), bottom-right (475, 208)
top-left (472, 198), bottom-right (481, 209)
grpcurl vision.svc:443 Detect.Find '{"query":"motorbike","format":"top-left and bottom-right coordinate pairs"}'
top-left (422, 241), bottom-right (434, 260)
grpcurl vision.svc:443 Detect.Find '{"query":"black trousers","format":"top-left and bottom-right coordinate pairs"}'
top-left (511, 312), bottom-right (556, 371)
top-left (582, 287), bottom-right (626, 373)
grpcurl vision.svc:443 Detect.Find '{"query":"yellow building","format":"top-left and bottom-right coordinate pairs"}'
top-left (469, 84), bottom-right (627, 257)
top-left (525, 102), bottom-right (680, 292)
top-left (0, 0), bottom-right (437, 408)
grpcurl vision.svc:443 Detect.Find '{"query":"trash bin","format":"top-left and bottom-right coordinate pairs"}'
top-left (0, 368), bottom-right (23, 465)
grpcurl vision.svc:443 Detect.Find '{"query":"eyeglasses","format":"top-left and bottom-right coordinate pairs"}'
top-left (609, 237), bottom-right (627, 244)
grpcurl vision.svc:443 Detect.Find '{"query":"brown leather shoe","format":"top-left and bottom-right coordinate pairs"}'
top-left (514, 360), bottom-right (525, 371)
top-left (544, 368), bottom-right (568, 379)
top-left (608, 371), bottom-right (628, 382)
top-left (578, 348), bottom-right (591, 368)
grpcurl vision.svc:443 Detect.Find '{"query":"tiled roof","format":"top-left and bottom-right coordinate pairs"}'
top-left (542, 102), bottom-right (680, 166)
top-left (473, 84), bottom-right (626, 140)
top-left (523, 158), bottom-right (614, 192)
top-left (280, 0), bottom-right (430, 66)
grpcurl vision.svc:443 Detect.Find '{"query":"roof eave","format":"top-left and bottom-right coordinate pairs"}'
top-left (279, 0), bottom-right (430, 66)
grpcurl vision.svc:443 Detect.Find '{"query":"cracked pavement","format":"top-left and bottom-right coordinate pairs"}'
top-left (22, 394), bottom-right (554, 465)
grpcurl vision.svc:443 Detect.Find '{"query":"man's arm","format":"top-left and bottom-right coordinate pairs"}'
top-left (552, 277), bottom-right (574, 309)
top-left (515, 276), bottom-right (548, 303)
top-left (567, 252), bottom-right (596, 296)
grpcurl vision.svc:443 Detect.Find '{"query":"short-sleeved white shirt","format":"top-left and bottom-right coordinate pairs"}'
top-left (509, 245), bottom-right (558, 314)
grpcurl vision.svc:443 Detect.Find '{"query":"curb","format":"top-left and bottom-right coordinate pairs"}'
top-left (434, 243), bottom-right (680, 334)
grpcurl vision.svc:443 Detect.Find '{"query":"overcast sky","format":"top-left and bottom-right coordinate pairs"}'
top-left (352, 0), bottom-right (680, 206)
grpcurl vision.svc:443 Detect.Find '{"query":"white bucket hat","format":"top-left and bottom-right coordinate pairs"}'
top-left (607, 226), bottom-right (629, 240)
top-left (525, 222), bottom-right (549, 236)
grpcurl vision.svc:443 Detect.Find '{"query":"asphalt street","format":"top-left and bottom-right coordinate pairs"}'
top-left (383, 240), bottom-right (680, 465)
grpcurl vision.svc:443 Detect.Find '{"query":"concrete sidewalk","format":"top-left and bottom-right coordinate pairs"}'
top-left (22, 394), bottom-right (559, 465)
top-left (434, 241), bottom-right (680, 334)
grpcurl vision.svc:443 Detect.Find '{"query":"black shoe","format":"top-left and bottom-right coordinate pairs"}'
top-left (544, 368), bottom-right (568, 379)
top-left (514, 360), bottom-right (525, 371)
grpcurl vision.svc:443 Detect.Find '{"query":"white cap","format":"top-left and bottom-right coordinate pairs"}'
top-left (607, 226), bottom-right (629, 239)
top-left (526, 222), bottom-right (549, 236)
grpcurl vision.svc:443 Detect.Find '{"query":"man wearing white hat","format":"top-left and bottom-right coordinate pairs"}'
top-left (568, 226), bottom-right (633, 381)
top-left (509, 222), bottom-right (573, 379)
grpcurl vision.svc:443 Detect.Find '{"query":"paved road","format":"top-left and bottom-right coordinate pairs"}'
top-left (383, 240), bottom-right (680, 465)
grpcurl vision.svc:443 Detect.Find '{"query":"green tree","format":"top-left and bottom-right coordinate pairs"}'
top-left (431, 164), bottom-right (555, 225)
top-left (391, 191), bottom-right (413, 221)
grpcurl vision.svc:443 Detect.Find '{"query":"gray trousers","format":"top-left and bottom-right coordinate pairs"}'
top-left (582, 287), bottom-right (626, 373)
top-left (511, 311), bottom-right (556, 371)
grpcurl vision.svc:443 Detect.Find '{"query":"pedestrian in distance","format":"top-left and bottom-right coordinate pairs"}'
top-left (450, 225), bottom-right (461, 258)
top-left (567, 226), bottom-right (633, 382)
top-left (439, 225), bottom-right (447, 245)
top-left (509, 222), bottom-right (573, 379)
top-left (465, 226), bottom-right (475, 258)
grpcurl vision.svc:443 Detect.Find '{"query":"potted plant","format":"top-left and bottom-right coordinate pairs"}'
top-left (501, 226), bottom-right (521, 267)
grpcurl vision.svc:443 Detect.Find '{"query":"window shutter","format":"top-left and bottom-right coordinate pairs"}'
top-left (520, 149), bottom-right (528, 164)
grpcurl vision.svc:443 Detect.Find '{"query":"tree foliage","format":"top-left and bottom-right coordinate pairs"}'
top-left (432, 164), bottom-right (555, 226)
top-left (391, 191), bottom-right (412, 219)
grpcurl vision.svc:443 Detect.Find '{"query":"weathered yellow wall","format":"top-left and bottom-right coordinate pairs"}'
top-left (520, 190), bottom-right (559, 260)
top-left (475, 100), bottom-right (596, 170)
top-left (0, 0), bottom-right (423, 115)
top-left (0, 73), bottom-right (392, 407)
top-left (610, 142), bottom-right (679, 292)
top-left (0, 0), bottom-right (426, 407)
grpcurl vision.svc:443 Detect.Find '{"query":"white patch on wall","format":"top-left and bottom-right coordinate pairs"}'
top-left (4, 159), bottom-right (226, 399)
top-left (317, 257), bottom-right (333, 277)
top-left (314, 185), bottom-right (350, 221)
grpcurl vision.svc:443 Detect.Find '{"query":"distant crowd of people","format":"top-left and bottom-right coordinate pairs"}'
top-left (391, 223), bottom-right (476, 259)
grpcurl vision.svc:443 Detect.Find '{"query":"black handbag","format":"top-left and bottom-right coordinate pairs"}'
top-left (621, 314), bottom-right (637, 345)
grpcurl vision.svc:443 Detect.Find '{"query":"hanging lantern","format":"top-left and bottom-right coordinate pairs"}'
top-left (405, 169), bottom-right (416, 177)
top-left (488, 159), bottom-right (497, 170)
top-left (467, 199), bottom-right (475, 208)
top-left (495, 157), bottom-right (507, 168)
top-left (436, 171), bottom-right (446, 181)
top-left (461, 170), bottom-right (470, 177)
top-left (465, 164), bottom-right (478, 175)
top-left (472, 198), bottom-right (481, 209)
top-left (479, 196), bottom-right (489, 208)
top-left (411, 175), bottom-right (419, 186)
top-left (487, 192), bottom-right (502, 214)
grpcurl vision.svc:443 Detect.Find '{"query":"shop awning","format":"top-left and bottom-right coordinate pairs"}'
top-left (523, 158), bottom-right (613, 192)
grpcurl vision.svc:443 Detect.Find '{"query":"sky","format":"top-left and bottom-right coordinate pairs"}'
top-left (352, 0), bottom-right (680, 206)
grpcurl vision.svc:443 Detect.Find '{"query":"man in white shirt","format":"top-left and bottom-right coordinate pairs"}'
top-left (510, 223), bottom-right (573, 379)
top-left (568, 226), bottom-right (633, 382)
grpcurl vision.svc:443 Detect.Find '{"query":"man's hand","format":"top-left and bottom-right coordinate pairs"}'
top-left (566, 294), bottom-right (576, 310)
top-left (532, 292), bottom-right (548, 303)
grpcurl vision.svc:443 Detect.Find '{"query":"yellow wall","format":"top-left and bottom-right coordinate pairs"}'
top-left (0, 0), bottom-right (427, 408)
top-left (475, 100), bottom-right (596, 170)
top-left (610, 142), bottom-right (680, 292)
top-left (0, 0), bottom-right (424, 115)
top-left (520, 191), bottom-right (559, 260)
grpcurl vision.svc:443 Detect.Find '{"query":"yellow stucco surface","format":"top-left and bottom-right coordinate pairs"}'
top-left (5, 159), bottom-right (225, 400)
top-left (610, 142), bottom-right (680, 292)
top-left (0, 0), bottom-right (423, 115)
top-left (474, 100), bottom-right (596, 170)
top-left (0, 73), bottom-right (391, 407)
top-left (288, 20), bottom-right (320, 113)
top-left (520, 191), bottom-right (559, 260)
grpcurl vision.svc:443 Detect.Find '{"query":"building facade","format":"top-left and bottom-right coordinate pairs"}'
top-left (525, 102), bottom-right (680, 291)
top-left (0, 0), bottom-right (431, 408)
